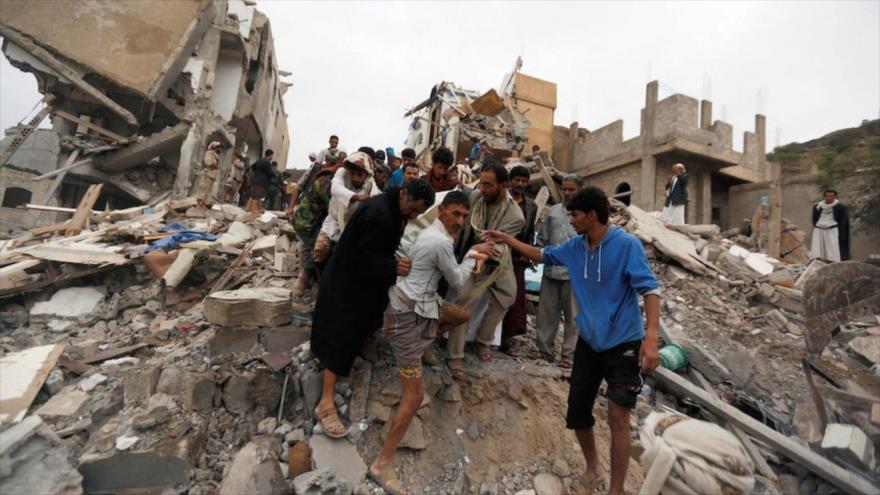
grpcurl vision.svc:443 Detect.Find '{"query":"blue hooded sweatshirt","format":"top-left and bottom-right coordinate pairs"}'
top-left (542, 225), bottom-right (660, 352)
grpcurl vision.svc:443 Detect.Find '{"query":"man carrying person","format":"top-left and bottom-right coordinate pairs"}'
top-left (533, 174), bottom-right (582, 368)
top-left (483, 186), bottom-right (660, 495)
top-left (311, 180), bottom-right (436, 439)
top-left (313, 151), bottom-right (380, 263)
top-left (424, 147), bottom-right (459, 192)
top-left (387, 147), bottom-right (416, 189)
top-left (445, 158), bottom-right (524, 379)
top-left (369, 191), bottom-right (490, 494)
top-left (661, 163), bottom-right (688, 225)
top-left (500, 165), bottom-right (537, 356)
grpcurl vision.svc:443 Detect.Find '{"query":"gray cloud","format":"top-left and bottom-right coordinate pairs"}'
top-left (3, 1), bottom-right (878, 169)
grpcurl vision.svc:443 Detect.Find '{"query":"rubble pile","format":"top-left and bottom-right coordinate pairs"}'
top-left (0, 191), bottom-right (877, 495)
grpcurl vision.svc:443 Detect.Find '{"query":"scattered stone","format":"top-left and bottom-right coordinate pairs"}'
top-left (367, 401), bottom-right (392, 424)
top-left (43, 368), bottom-right (64, 395)
top-left (848, 335), bottom-right (880, 364)
top-left (533, 473), bottom-right (563, 495)
top-left (208, 327), bottom-right (260, 356)
top-left (293, 466), bottom-right (338, 495)
top-left (79, 372), bottom-right (108, 392)
top-left (115, 435), bottom-right (139, 451)
top-left (223, 373), bottom-right (254, 414)
top-left (286, 428), bottom-right (306, 445)
top-left (183, 371), bottom-right (215, 411)
top-left (219, 437), bottom-right (287, 495)
top-left (258, 417), bottom-right (278, 435)
top-left (723, 349), bottom-right (758, 388)
top-left (0, 416), bottom-right (82, 495)
top-left (666, 266), bottom-right (689, 288)
top-left (466, 421), bottom-right (480, 440)
top-left (30, 286), bottom-right (104, 320)
top-left (309, 434), bottom-right (367, 485)
top-left (123, 366), bottom-right (160, 405)
top-left (758, 283), bottom-right (776, 299)
top-left (288, 441), bottom-right (313, 480)
top-left (156, 366), bottom-right (183, 395)
top-left (132, 406), bottom-right (172, 431)
top-left (348, 360), bottom-right (372, 421)
top-left (383, 415), bottom-right (426, 450)
top-left (551, 459), bottom-right (570, 478)
top-left (301, 370), bottom-right (323, 416)
top-left (821, 423), bottom-right (876, 471)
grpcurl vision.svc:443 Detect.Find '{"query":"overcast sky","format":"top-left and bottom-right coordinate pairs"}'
top-left (1, 1), bottom-right (878, 169)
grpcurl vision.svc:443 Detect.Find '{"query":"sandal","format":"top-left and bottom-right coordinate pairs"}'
top-left (368, 467), bottom-right (407, 495)
top-left (314, 404), bottom-right (347, 439)
top-left (474, 343), bottom-right (494, 363)
top-left (447, 359), bottom-right (466, 381)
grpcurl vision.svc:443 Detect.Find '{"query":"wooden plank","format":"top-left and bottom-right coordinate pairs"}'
top-left (66, 183), bottom-right (103, 236)
top-left (30, 222), bottom-right (69, 236)
top-left (0, 264), bottom-right (113, 299)
top-left (81, 343), bottom-right (149, 365)
top-left (654, 367), bottom-right (880, 495)
top-left (52, 109), bottom-right (128, 143)
top-left (533, 154), bottom-right (562, 203)
top-left (0, 344), bottom-right (65, 425)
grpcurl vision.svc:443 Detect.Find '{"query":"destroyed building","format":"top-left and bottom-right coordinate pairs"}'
top-left (404, 59), bottom-right (557, 165)
top-left (0, 0), bottom-right (290, 232)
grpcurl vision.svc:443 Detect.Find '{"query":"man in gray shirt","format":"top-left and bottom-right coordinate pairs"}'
top-left (534, 174), bottom-right (582, 368)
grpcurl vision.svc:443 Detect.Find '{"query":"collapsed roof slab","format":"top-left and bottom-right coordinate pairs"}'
top-left (0, 0), bottom-right (214, 99)
top-left (93, 123), bottom-right (191, 173)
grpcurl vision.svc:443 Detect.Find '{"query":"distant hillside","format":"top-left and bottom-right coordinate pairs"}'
top-left (768, 119), bottom-right (879, 228)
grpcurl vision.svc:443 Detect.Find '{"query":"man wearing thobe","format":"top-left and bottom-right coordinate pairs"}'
top-left (811, 189), bottom-right (850, 262)
top-left (661, 163), bottom-right (688, 225)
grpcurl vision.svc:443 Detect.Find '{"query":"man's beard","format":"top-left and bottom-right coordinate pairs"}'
top-left (512, 186), bottom-right (526, 196)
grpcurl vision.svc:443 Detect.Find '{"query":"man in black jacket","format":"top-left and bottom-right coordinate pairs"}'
top-left (310, 180), bottom-right (435, 439)
top-left (811, 189), bottom-right (850, 261)
top-left (661, 163), bottom-right (688, 225)
top-left (247, 149), bottom-right (275, 212)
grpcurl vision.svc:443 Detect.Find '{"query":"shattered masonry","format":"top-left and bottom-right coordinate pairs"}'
top-left (0, 0), bottom-right (290, 232)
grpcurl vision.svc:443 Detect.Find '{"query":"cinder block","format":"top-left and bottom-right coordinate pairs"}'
top-left (821, 423), bottom-right (876, 471)
top-left (123, 366), bottom-right (161, 406)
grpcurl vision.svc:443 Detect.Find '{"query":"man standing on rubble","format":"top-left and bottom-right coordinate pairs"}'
top-left (500, 165), bottom-right (537, 356)
top-left (445, 158), bottom-right (524, 379)
top-left (195, 141), bottom-right (223, 208)
top-left (424, 147), bottom-right (459, 192)
top-left (224, 152), bottom-right (247, 204)
top-left (369, 191), bottom-right (491, 493)
top-left (311, 179), bottom-right (436, 439)
top-left (483, 186), bottom-right (660, 495)
top-left (811, 189), bottom-right (850, 261)
top-left (247, 149), bottom-right (275, 212)
top-left (533, 174), bottom-right (582, 368)
top-left (661, 163), bottom-right (688, 225)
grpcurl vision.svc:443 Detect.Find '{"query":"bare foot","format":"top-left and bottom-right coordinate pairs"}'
top-left (570, 470), bottom-right (608, 495)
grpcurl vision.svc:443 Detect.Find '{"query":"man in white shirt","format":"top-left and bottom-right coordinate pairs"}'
top-left (313, 151), bottom-right (379, 262)
top-left (316, 134), bottom-right (341, 165)
top-left (368, 191), bottom-right (493, 494)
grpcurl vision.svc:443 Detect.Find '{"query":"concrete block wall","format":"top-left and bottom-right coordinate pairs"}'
top-left (0, 168), bottom-right (60, 232)
top-left (576, 120), bottom-right (625, 164)
top-left (583, 161), bottom-right (642, 203)
top-left (741, 131), bottom-right (760, 170)
top-left (652, 94), bottom-right (699, 140)
top-left (709, 121), bottom-right (734, 150)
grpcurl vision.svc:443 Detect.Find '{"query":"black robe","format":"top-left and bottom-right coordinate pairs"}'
top-left (311, 188), bottom-right (406, 376)
top-left (812, 201), bottom-right (851, 261)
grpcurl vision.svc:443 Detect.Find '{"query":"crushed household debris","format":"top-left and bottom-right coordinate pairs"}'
top-left (0, 187), bottom-right (877, 494)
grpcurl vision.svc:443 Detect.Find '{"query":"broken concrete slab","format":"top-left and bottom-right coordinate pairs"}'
top-left (348, 360), bottom-right (372, 422)
top-left (626, 204), bottom-right (711, 275)
top-left (35, 386), bottom-right (89, 417)
top-left (723, 349), bottom-right (758, 388)
top-left (78, 372), bottom-right (107, 392)
top-left (30, 286), bottom-right (104, 320)
top-left (223, 373), bottom-right (254, 414)
top-left (382, 414), bottom-right (426, 450)
top-left (208, 327), bottom-right (260, 356)
top-left (262, 325), bottom-right (310, 354)
top-left (0, 415), bottom-right (83, 495)
top-left (219, 437), bottom-right (286, 495)
top-left (204, 287), bottom-right (292, 327)
top-left (293, 466), bottom-right (337, 495)
top-left (821, 423), bottom-right (876, 471)
top-left (309, 434), bottom-right (367, 485)
top-left (301, 369), bottom-right (323, 417)
top-left (848, 335), bottom-right (880, 365)
top-left (123, 366), bottom-right (160, 406)
top-left (0, 343), bottom-right (65, 424)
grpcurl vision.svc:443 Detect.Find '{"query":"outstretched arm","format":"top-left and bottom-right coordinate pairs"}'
top-left (482, 230), bottom-right (542, 264)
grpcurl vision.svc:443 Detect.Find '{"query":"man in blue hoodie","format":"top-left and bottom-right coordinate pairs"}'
top-left (483, 186), bottom-right (660, 495)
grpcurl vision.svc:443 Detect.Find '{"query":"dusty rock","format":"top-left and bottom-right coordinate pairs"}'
top-left (301, 369), bottom-right (323, 416)
top-left (183, 371), bottom-right (215, 411)
top-left (723, 349), bottom-right (758, 388)
top-left (0, 416), bottom-right (83, 495)
top-left (258, 417), bottom-right (278, 435)
top-left (848, 335), bottom-right (880, 364)
top-left (204, 287), bottom-right (292, 327)
top-left (132, 406), bottom-right (172, 431)
top-left (219, 437), bottom-right (286, 495)
top-left (383, 415), bottom-right (426, 450)
top-left (156, 366), bottom-right (183, 395)
top-left (43, 368), bottom-right (64, 395)
top-left (821, 423), bottom-right (876, 471)
top-left (551, 459), bottom-right (570, 478)
top-left (123, 366), bottom-right (160, 405)
top-left (293, 466), bottom-right (337, 495)
top-left (348, 360), bottom-right (372, 421)
top-left (367, 401), bottom-right (392, 424)
top-left (309, 435), bottom-right (367, 485)
top-left (467, 421), bottom-right (480, 440)
top-left (223, 373), bottom-right (254, 414)
top-left (36, 387), bottom-right (89, 417)
top-left (30, 286), bottom-right (104, 320)
top-left (286, 428), bottom-right (306, 445)
top-left (533, 473), bottom-right (563, 495)
top-left (79, 372), bottom-right (108, 392)
top-left (208, 328), bottom-right (260, 356)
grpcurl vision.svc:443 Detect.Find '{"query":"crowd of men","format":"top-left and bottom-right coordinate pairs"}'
top-left (278, 134), bottom-right (660, 495)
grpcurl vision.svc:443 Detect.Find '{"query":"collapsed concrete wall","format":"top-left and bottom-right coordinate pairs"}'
top-left (0, 0), bottom-right (291, 232)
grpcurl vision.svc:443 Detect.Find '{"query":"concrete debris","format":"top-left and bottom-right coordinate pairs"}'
top-left (78, 372), bottom-right (107, 392)
top-left (219, 437), bottom-right (287, 495)
top-left (532, 473), bottom-right (564, 495)
top-left (821, 423), bottom-right (876, 471)
top-left (115, 435), bottom-right (139, 451)
top-left (848, 336), bottom-right (880, 365)
top-left (309, 435), bottom-right (368, 485)
top-left (35, 387), bottom-right (89, 417)
top-left (30, 286), bottom-right (104, 320)
top-left (0, 344), bottom-right (65, 424)
top-left (293, 466), bottom-right (338, 495)
top-left (204, 287), bottom-right (292, 327)
top-left (0, 415), bottom-right (83, 495)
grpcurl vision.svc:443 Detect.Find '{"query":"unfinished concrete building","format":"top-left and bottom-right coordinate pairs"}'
top-left (0, 0), bottom-right (290, 231)
top-left (553, 81), bottom-right (768, 229)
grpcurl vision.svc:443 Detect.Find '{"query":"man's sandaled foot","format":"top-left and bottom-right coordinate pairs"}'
top-left (569, 471), bottom-right (607, 495)
top-left (447, 359), bottom-right (466, 380)
top-left (475, 343), bottom-right (493, 362)
top-left (314, 404), bottom-right (347, 438)
top-left (368, 466), bottom-right (407, 495)
top-left (422, 348), bottom-right (440, 366)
